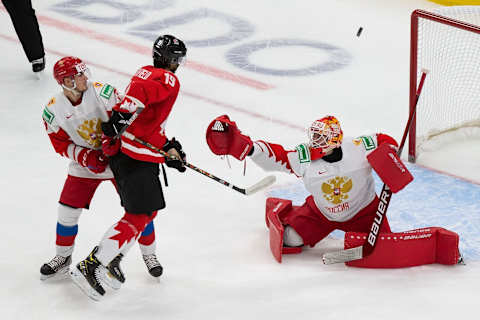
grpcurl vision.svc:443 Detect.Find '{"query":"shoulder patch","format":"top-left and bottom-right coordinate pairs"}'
top-left (47, 97), bottom-right (56, 106)
top-left (296, 144), bottom-right (311, 163)
top-left (100, 84), bottom-right (113, 99)
top-left (357, 135), bottom-right (376, 151)
top-left (93, 82), bottom-right (103, 88)
top-left (42, 107), bottom-right (55, 124)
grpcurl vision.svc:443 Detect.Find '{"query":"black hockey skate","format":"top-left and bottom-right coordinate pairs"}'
top-left (31, 57), bottom-right (45, 73)
top-left (40, 255), bottom-right (71, 280)
top-left (104, 253), bottom-right (125, 290)
top-left (70, 246), bottom-right (108, 301)
top-left (143, 254), bottom-right (163, 277)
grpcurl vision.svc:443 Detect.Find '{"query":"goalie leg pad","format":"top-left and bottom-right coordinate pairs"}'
top-left (344, 227), bottom-right (460, 268)
top-left (436, 228), bottom-right (461, 265)
top-left (265, 198), bottom-right (302, 263)
top-left (366, 143), bottom-right (413, 193)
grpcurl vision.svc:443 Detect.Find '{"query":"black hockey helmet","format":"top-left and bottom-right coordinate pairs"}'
top-left (152, 35), bottom-right (187, 71)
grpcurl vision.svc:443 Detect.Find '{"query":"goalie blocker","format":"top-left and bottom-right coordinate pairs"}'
top-left (367, 142), bottom-right (413, 193)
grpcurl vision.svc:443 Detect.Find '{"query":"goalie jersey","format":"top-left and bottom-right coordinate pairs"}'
top-left (251, 134), bottom-right (395, 222)
top-left (42, 81), bottom-right (121, 179)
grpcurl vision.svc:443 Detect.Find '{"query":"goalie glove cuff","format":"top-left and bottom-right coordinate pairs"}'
top-left (206, 114), bottom-right (253, 161)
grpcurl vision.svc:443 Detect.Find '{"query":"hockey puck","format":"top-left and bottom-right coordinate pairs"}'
top-left (357, 27), bottom-right (363, 37)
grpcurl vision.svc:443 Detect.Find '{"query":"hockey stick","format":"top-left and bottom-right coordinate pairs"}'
top-left (122, 132), bottom-right (276, 195)
top-left (322, 69), bottom-right (429, 265)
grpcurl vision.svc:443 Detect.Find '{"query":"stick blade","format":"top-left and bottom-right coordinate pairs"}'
top-left (322, 246), bottom-right (363, 265)
top-left (245, 175), bottom-right (276, 195)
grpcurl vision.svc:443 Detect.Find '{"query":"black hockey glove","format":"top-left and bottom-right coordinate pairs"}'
top-left (101, 110), bottom-right (133, 137)
top-left (162, 137), bottom-right (186, 173)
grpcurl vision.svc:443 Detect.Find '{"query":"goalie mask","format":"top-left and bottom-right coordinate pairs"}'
top-left (308, 116), bottom-right (343, 152)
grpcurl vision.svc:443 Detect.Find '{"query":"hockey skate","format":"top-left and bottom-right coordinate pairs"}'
top-left (143, 254), bottom-right (163, 278)
top-left (70, 247), bottom-right (108, 301)
top-left (40, 255), bottom-right (72, 280)
top-left (104, 253), bottom-right (125, 290)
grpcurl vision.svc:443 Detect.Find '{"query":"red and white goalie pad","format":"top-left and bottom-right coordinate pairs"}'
top-left (367, 143), bottom-right (413, 193)
top-left (265, 198), bottom-right (302, 263)
top-left (344, 227), bottom-right (460, 268)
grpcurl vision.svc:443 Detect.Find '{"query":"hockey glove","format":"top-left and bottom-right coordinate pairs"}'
top-left (78, 149), bottom-right (108, 174)
top-left (101, 110), bottom-right (133, 137)
top-left (206, 115), bottom-right (253, 161)
top-left (162, 137), bottom-right (186, 173)
top-left (101, 134), bottom-right (121, 157)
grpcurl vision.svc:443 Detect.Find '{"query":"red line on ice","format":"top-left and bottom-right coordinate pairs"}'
top-left (16, 8), bottom-right (274, 91)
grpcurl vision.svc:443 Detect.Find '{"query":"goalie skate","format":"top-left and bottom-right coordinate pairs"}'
top-left (40, 255), bottom-right (72, 280)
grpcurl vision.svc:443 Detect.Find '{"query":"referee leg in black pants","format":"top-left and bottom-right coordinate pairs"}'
top-left (2, 0), bottom-right (45, 72)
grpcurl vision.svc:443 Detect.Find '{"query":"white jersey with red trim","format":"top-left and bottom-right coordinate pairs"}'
top-left (42, 81), bottom-right (121, 179)
top-left (250, 135), bottom-right (383, 222)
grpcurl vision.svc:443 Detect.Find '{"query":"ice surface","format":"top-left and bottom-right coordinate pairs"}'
top-left (1, 1), bottom-right (478, 319)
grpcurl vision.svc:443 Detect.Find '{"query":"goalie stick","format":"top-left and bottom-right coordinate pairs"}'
top-left (122, 132), bottom-right (276, 195)
top-left (322, 69), bottom-right (429, 265)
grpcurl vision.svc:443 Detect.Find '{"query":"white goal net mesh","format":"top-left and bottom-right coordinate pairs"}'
top-left (415, 6), bottom-right (480, 153)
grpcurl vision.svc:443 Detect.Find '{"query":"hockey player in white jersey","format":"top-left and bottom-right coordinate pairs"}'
top-left (40, 56), bottom-right (163, 282)
top-left (206, 115), bottom-right (462, 267)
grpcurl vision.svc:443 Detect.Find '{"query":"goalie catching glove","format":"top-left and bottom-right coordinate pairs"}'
top-left (206, 115), bottom-right (253, 161)
top-left (162, 137), bottom-right (186, 172)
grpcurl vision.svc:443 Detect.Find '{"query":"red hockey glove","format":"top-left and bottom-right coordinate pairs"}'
top-left (78, 149), bottom-right (108, 174)
top-left (101, 134), bottom-right (121, 157)
top-left (206, 115), bottom-right (253, 161)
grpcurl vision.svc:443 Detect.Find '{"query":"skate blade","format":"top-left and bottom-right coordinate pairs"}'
top-left (34, 70), bottom-right (46, 80)
top-left (103, 272), bottom-right (122, 290)
top-left (70, 269), bottom-right (102, 302)
top-left (40, 266), bottom-right (71, 281)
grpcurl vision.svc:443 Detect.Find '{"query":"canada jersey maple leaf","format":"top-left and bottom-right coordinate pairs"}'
top-left (109, 220), bottom-right (138, 249)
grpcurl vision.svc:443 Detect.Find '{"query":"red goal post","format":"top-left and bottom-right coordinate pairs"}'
top-left (408, 8), bottom-right (480, 162)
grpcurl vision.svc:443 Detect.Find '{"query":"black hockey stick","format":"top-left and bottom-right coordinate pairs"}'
top-left (322, 69), bottom-right (429, 264)
top-left (122, 132), bottom-right (276, 195)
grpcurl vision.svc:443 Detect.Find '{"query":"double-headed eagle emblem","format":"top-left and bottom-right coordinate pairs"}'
top-left (321, 176), bottom-right (353, 204)
top-left (77, 118), bottom-right (102, 148)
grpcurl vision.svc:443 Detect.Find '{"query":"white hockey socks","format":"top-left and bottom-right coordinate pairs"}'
top-left (56, 204), bottom-right (82, 257)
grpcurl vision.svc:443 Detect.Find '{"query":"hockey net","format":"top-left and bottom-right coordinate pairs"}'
top-left (408, 6), bottom-right (480, 162)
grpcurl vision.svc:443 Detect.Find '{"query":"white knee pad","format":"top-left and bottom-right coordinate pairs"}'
top-left (283, 226), bottom-right (304, 247)
top-left (58, 204), bottom-right (82, 226)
